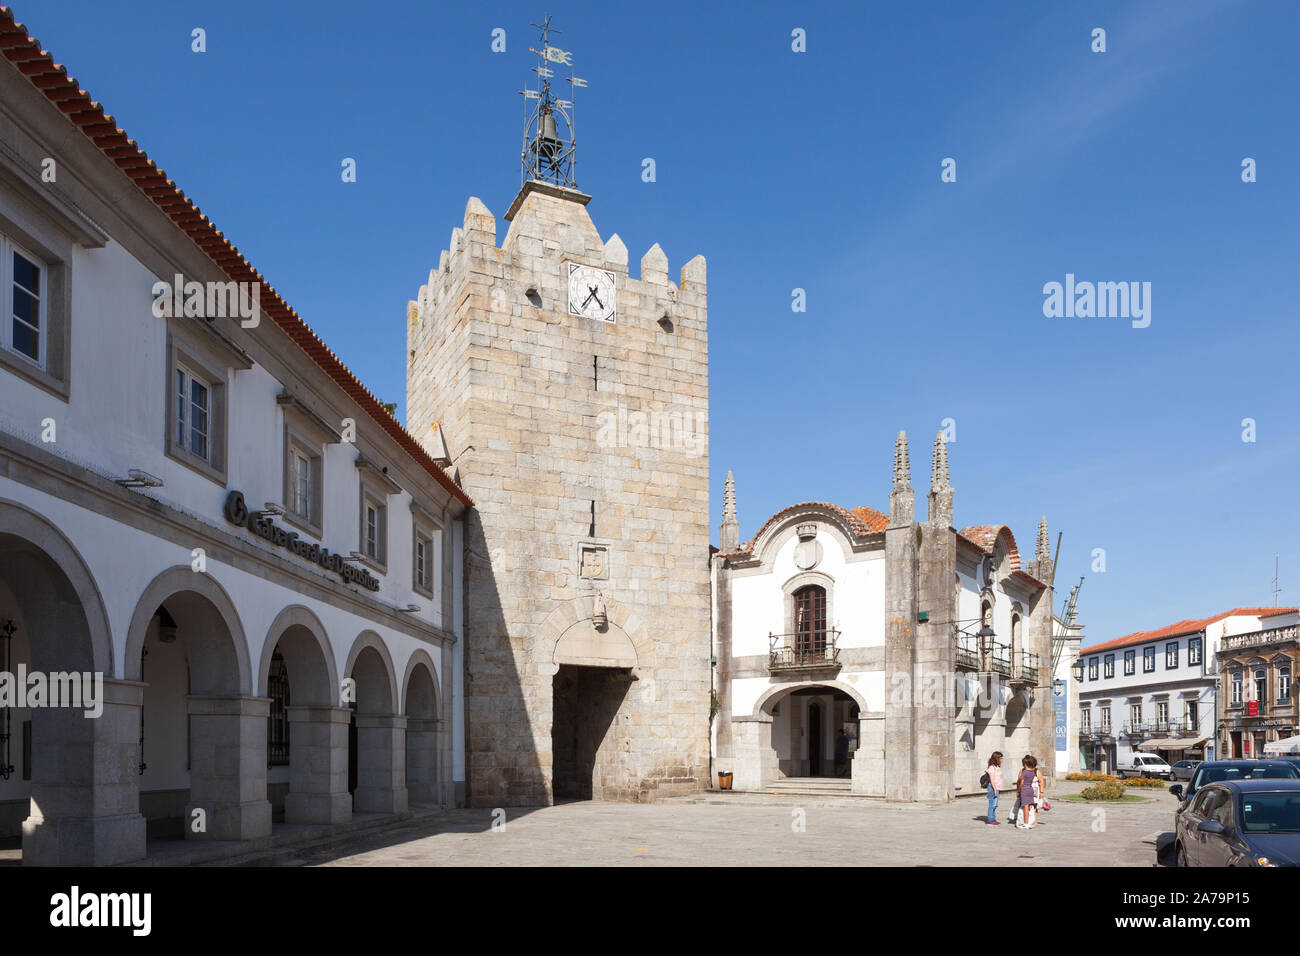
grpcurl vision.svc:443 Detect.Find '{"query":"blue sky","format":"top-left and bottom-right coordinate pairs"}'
top-left (20, 0), bottom-right (1300, 645)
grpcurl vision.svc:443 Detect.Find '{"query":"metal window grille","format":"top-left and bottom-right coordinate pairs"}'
top-left (268, 652), bottom-right (290, 767)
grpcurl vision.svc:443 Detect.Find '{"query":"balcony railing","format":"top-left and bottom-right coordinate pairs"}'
top-left (991, 642), bottom-right (1011, 677)
top-left (769, 629), bottom-right (841, 672)
top-left (956, 632), bottom-right (980, 671)
top-left (1013, 652), bottom-right (1040, 686)
top-left (1122, 721), bottom-right (1148, 736)
top-left (1222, 625), bottom-right (1299, 652)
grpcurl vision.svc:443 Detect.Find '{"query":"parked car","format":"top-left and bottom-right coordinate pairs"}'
top-left (1273, 756), bottom-right (1300, 775)
top-left (1171, 759), bottom-right (1201, 781)
top-left (1169, 759), bottom-right (1300, 810)
top-left (1174, 779), bottom-right (1300, 866)
top-left (1116, 752), bottom-right (1173, 779)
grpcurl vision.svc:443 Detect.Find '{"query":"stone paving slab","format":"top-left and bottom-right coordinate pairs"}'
top-left (233, 781), bottom-right (1178, 867)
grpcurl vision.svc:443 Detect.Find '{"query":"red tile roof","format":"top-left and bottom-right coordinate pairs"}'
top-left (0, 7), bottom-right (472, 508)
top-left (957, 524), bottom-right (1046, 587)
top-left (722, 501), bottom-right (886, 558)
top-left (1082, 607), bottom-right (1300, 655)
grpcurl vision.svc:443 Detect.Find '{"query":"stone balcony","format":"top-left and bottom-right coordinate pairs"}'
top-left (768, 629), bottom-right (841, 673)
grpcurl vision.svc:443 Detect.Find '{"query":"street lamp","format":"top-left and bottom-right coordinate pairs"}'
top-left (1071, 658), bottom-right (1084, 683)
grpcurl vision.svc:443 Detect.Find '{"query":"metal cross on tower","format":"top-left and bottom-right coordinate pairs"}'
top-left (519, 14), bottom-right (586, 189)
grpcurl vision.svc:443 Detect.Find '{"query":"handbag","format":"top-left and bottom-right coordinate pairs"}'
top-left (979, 771), bottom-right (991, 788)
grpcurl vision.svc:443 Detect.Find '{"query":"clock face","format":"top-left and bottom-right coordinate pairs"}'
top-left (567, 263), bottom-right (617, 323)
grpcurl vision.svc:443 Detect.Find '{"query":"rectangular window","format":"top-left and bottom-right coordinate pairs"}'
top-left (1088, 657), bottom-right (1098, 681)
top-left (1124, 649), bottom-right (1135, 675)
top-left (1143, 646), bottom-right (1155, 673)
top-left (1232, 672), bottom-right (1243, 705)
top-left (1280, 665), bottom-right (1292, 702)
top-left (1104, 654), bottom-right (1114, 679)
top-left (1188, 637), bottom-right (1202, 666)
top-left (366, 505), bottom-right (378, 558)
top-left (1130, 703), bottom-right (1142, 728)
top-left (9, 245), bottom-right (43, 366)
top-left (175, 365), bottom-right (210, 462)
top-left (294, 452), bottom-right (312, 522)
top-left (1156, 701), bottom-right (1169, 727)
top-left (415, 534), bottom-right (433, 592)
top-left (1186, 700), bottom-right (1198, 730)
top-left (1166, 642), bottom-right (1179, 669)
top-left (1080, 709), bottom-right (1092, 733)
top-left (1100, 706), bottom-right (1111, 733)
top-left (1255, 669), bottom-right (1267, 704)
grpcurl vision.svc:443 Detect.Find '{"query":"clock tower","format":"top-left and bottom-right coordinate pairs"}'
top-left (405, 21), bottom-right (711, 807)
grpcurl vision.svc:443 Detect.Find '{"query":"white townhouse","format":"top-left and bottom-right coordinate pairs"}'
top-left (1076, 606), bottom-right (1297, 773)
top-left (711, 432), bottom-right (1060, 802)
top-left (0, 11), bottom-right (468, 865)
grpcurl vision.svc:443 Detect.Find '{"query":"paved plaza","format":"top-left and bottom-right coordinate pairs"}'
top-left (218, 781), bottom-right (1175, 867)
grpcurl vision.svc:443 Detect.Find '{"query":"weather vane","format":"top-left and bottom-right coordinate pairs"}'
top-left (519, 14), bottom-right (585, 189)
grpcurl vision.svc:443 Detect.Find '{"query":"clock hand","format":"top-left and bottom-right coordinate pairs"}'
top-left (585, 285), bottom-right (604, 310)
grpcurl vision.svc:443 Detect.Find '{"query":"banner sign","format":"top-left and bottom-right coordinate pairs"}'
top-left (1053, 680), bottom-right (1068, 751)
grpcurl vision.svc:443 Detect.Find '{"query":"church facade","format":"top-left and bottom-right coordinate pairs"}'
top-left (712, 432), bottom-right (1059, 801)
top-left (405, 182), bottom-right (712, 805)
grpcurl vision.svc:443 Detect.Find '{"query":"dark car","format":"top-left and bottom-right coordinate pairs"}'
top-left (1174, 780), bottom-right (1300, 866)
top-left (1274, 756), bottom-right (1300, 775)
top-left (1171, 759), bottom-right (1201, 781)
top-left (1169, 759), bottom-right (1300, 810)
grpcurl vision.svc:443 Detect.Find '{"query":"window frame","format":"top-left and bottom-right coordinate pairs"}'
top-left (1231, 671), bottom-right (1243, 705)
top-left (1188, 636), bottom-right (1202, 666)
top-left (5, 238), bottom-right (46, 369)
top-left (1143, 645), bottom-right (1156, 673)
top-left (1166, 641), bottom-right (1179, 669)
top-left (1103, 654), bottom-right (1114, 679)
top-left (1280, 664), bottom-right (1292, 702)
top-left (164, 329), bottom-right (228, 484)
top-left (0, 202), bottom-right (72, 399)
top-left (357, 479), bottom-right (389, 572)
top-left (1088, 657), bottom-right (1098, 681)
top-left (1123, 649), bottom-right (1135, 675)
top-left (1100, 705), bottom-right (1111, 733)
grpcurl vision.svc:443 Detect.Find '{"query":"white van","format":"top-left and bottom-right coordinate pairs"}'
top-left (1117, 752), bottom-right (1172, 779)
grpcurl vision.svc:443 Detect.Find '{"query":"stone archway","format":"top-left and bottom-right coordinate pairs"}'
top-left (345, 633), bottom-right (406, 814)
top-left (732, 681), bottom-right (874, 793)
top-left (261, 606), bottom-right (347, 825)
top-left (402, 650), bottom-right (441, 806)
top-left (126, 567), bottom-right (269, 843)
top-left (535, 594), bottom-right (651, 802)
top-left (0, 499), bottom-right (143, 865)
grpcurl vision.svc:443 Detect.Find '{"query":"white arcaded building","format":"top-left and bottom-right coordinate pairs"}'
top-left (711, 432), bottom-right (1059, 801)
top-left (0, 12), bottom-right (466, 865)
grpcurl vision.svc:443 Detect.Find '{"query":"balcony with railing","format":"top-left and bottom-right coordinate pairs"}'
top-left (1122, 721), bottom-right (1148, 736)
top-left (991, 642), bottom-right (1011, 678)
top-left (1222, 624), bottom-right (1299, 653)
top-left (1012, 652), bottom-right (1040, 687)
top-left (956, 632), bottom-right (980, 671)
top-left (769, 629), bottom-right (841, 672)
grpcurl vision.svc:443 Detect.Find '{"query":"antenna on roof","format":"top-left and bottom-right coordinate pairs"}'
top-left (1273, 554), bottom-right (1282, 606)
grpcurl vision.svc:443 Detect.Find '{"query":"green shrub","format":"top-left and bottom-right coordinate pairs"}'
top-left (1067, 771), bottom-right (1119, 784)
top-left (1080, 781), bottom-right (1126, 801)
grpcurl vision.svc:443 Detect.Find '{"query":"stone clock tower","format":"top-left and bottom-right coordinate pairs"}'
top-left (405, 176), bottom-right (711, 805)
